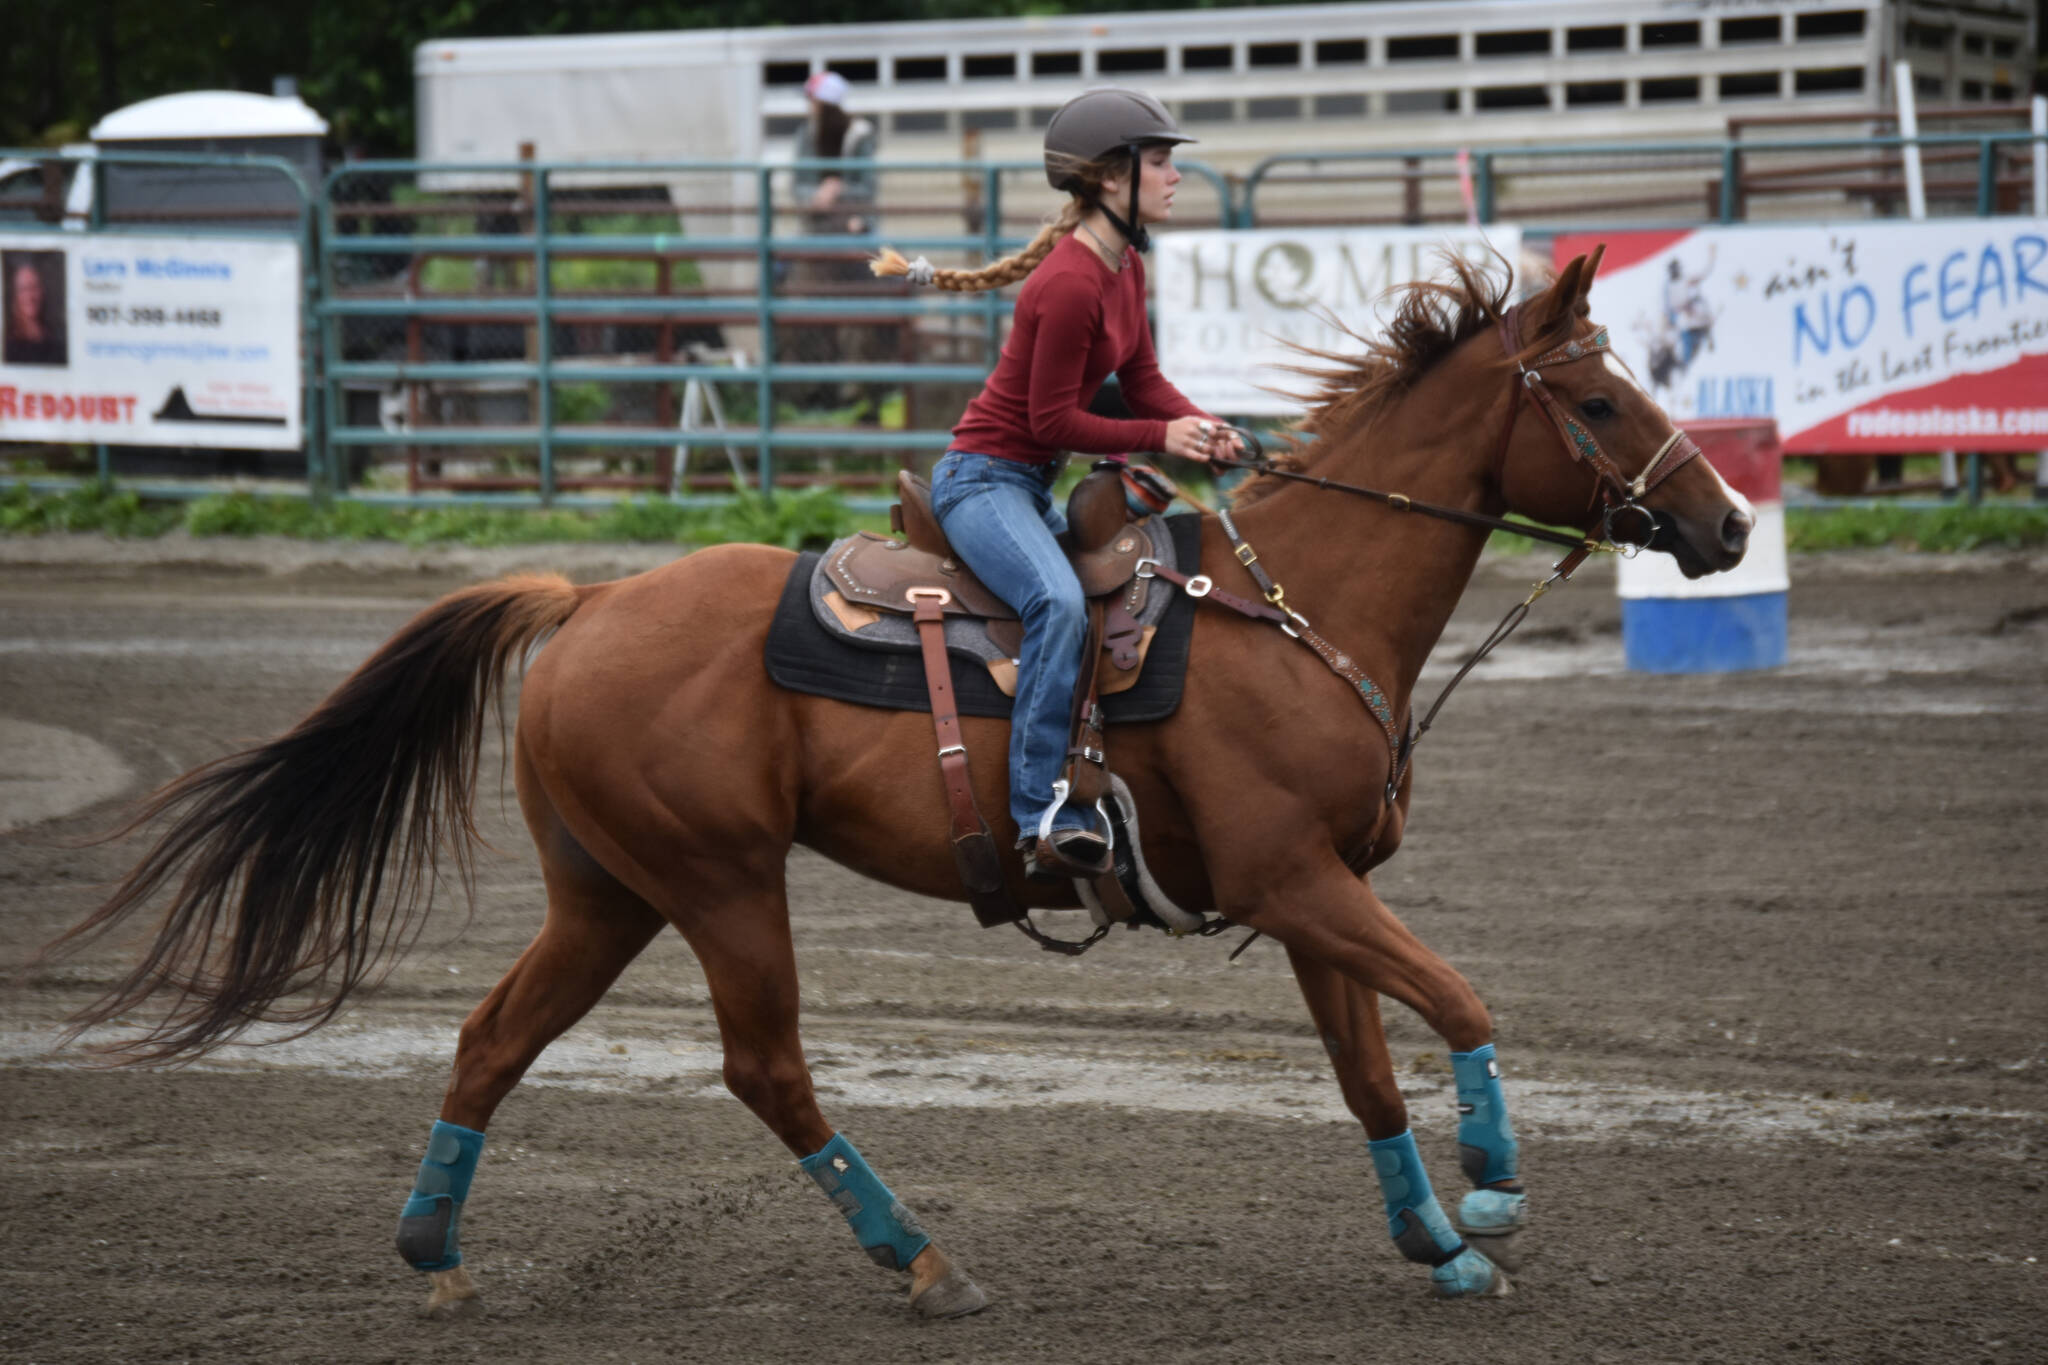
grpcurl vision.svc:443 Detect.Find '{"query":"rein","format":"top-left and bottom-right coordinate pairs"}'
top-left (1139, 307), bottom-right (1704, 955)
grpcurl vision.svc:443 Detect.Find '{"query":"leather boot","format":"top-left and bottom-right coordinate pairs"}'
top-left (1021, 829), bottom-right (1112, 883)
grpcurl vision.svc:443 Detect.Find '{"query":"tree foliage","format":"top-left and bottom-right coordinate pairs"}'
top-left (4, 0), bottom-right (1324, 154)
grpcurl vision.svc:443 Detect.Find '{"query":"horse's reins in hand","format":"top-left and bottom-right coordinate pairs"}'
top-left (1143, 310), bottom-right (1703, 954)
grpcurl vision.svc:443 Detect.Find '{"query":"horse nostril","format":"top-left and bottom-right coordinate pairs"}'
top-left (1721, 507), bottom-right (1754, 553)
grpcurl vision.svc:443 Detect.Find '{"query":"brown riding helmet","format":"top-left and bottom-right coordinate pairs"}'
top-left (1042, 89), bottom-right (1195, 252)
top-left (1042, 88), bottom-right (1196, 191)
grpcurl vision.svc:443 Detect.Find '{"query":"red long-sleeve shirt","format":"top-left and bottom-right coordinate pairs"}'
top-left (951, 232), bottom-right (1206, 465)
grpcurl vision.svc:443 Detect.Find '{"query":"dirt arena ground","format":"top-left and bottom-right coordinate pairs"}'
top-left (2, 534), bottom-right (2043, 1364)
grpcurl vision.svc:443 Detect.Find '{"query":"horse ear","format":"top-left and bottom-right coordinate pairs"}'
top-left (1534, 244), bottom-right (1606, 331)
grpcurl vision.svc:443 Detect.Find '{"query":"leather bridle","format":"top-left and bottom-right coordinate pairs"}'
top-left (1492, 303), bottom-right (1703, 551)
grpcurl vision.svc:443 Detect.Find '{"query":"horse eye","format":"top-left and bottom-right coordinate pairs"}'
top-left (1580, 397), bottom-right (1616, 420)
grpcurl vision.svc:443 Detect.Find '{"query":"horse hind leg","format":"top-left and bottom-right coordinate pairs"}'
top-left (672, 869), bottom-right (986, 1319)
top-left (396, 800), bottom-right (668, 1313)
top-left (1285, 945), bottom-right (1512, 1298)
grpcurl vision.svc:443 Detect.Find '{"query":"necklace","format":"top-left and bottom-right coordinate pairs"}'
top-left (1077, 219), bottom-right (1125, 272)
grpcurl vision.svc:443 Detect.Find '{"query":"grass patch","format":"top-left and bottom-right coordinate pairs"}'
top-left (1785, 504), bottom-right (2048, 552)
top-left (1, 483), bottom-right (886, 550)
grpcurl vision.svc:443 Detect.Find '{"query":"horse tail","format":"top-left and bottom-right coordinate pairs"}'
top-left (44, 573), bottom-right (590, 1066)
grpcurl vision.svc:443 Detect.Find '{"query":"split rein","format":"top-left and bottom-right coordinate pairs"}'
top-left (1117, 313), bottom-right (1705, 957)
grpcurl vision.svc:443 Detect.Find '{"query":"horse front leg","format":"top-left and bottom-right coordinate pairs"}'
top-left (1242, 861), bottom-right (1524, 1295)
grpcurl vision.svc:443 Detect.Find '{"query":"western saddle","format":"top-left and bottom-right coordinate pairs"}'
top-left (825, 462), bottom-right (1170, 931)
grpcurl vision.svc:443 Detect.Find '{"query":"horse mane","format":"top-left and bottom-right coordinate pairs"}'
top-left (1231, 251), bottom-right (1525, 510)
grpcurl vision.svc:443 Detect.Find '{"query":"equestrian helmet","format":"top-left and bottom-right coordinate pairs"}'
top-left (1042, 88), bottom-right (1195, 191)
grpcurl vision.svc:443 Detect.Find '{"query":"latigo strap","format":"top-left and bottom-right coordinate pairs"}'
top-left (910, 590), bottom-right (1018, 929)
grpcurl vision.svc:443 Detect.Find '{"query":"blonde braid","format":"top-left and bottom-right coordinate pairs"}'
top-left (872, 199), bottom-right (1084, 293)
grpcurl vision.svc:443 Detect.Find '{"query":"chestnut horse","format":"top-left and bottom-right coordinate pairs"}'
top-left (49, 251), bottom-right (1751, 1316)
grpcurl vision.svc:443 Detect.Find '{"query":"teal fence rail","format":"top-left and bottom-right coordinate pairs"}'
top-left (2, 136), bottom-right (2044, 509)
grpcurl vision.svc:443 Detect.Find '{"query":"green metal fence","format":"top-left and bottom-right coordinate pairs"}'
top-left (3, 135), bottom-right (2044, 509)
top-left (318, 156), bottom-right (1236, 507)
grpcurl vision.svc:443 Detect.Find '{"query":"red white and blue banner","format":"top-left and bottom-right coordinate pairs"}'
top-left (1555, 222), bottom-right (2048, 453)
top-left (0, 232), bottom-right (302, 450)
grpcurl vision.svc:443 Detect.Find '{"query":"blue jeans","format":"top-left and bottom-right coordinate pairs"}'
top-left (929, 450), bottom-right (1090, 838)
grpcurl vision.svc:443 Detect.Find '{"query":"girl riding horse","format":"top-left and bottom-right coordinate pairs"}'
top-left (874, 88), bottom-right (1243, 882)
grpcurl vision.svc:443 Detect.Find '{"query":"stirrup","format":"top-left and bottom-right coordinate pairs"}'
top-left (1020, 830), bottom-right (1112, 882)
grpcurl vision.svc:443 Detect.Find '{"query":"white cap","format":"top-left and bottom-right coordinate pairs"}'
top-left (804, 71), bottom-right (850, 107)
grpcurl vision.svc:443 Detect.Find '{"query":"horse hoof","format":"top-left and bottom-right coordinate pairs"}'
top-left (909, 1254), bottom-right (989, 1319)
top-left (423, 1266), bottom-right (480, 1316)
top-left (1456, 1189), bottom-right (1528, 1272)
top-left (1432, 1247), bottom-right (1511, 1300)
top-left (1460, 1229), bottom-right (1525, 1274)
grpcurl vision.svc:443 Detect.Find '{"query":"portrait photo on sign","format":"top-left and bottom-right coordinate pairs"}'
top-left (3, 249), bottom-right (68, 367)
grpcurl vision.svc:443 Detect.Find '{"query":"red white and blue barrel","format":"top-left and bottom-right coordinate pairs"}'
top-left (1617, 418), bottom-right (1787, 673)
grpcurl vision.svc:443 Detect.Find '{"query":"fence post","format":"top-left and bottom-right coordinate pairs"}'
top-left (301, 171), bottom-right (327, 504)
top-left (87, 158), bottom-right (111, 493)
top-left (983, 164), bottom-right (1003, 377)
top-left (1976, 137), bottom-right (1996, 217)
top-left (1719, 144), bottom-right (1739, 224)
top-left (1474, 152), bottom-right (1495, 224)
top-left (757, 165), bottom-right (776, 498)
top-left (532, 160), bottom-right (556, 506)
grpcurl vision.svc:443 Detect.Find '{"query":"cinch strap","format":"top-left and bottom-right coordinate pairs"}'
top-left (1451, 1044), bottom-right (1520, 1187)
top-left (395, 1119), bottom-right (486, 1271)
top-left (1366, 1129), bottom-right (1466, 1267)
top-left (799, 1132), bottom-right (933, 1273)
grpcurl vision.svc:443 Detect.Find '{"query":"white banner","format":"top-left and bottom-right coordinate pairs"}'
top-left (0, 233), bottom-right (302, 450)
top-left (1557, 222), bottom-right (2048, 453)
top-left (1153, 226), bottom-right (1522, 416)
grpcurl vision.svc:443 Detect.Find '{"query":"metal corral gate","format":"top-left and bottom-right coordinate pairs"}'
top-left (318, 156), bottom-right (1235, 506)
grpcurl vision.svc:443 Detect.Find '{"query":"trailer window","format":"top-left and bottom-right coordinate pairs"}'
top-left (963, 109), bottom-right (1019, 130)
top-left (1795, 11), bottom-right (1866, 41)
top-left (963, 53), bottom-right (1016, 79)
top-left (1248, 42), bottom-right (1300, 68)
top-left (1248, 97), bottom-right (1302, 120)
top-left (1641, 76), bottom-right (1700, 102)
top-left (1719, 17), bottom-right (1780, 45)
top-left (1477, 85), bottom-right (1550, 111)
top-left (1386, 88), bottom-right (1458, 114)
top-left (1719, 71), bottom-right (1781, 100)
top-left (1099, 48), bottom-right (1168, 74)
top-left (763, 62), bottom-right (809, 87)
top-left (1032, 51), bottom-right (1082, 76)
top-left (1566, 81), bottom-right (1625, 107)
top-left (1476, 30), bottom-right (1550, 58)
top-left (894, 56), bottom-right (946, 82)
top-left (1182, 45), bottom-right (1233, 71)
top-left (1315, 39), bottom-right (1366, 65)
top-left (1387, 34), bottom-right (1458, 62)
top-left (1567, 27), bottom-right (1625, 52)
top-left (1314, 93), bottom-right (1366, 118)
top-left (826, 59), bottom-right (878, 82)
top-left (1794, 67), bottom-right (1863, 96)
top-left (1641, 22), bottom-right (1700, 48)
top-left (893, 112), bottom-right (948, 133)
top-left (1181, 99), bottom-right (1235, 122)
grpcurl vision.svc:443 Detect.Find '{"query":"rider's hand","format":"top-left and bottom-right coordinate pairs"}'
top-left (1165, 415), bottom-right (1220, 463)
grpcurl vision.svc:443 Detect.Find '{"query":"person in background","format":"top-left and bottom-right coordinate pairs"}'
top-left (786, 70), bottom-right (890, 421)
top-left (793, 71), bottom-right (877, 235)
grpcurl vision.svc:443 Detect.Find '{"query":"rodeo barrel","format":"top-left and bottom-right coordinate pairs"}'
top-left (1617, 419), bottom-right (1787, 673)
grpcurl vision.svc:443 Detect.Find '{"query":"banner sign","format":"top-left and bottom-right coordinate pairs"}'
top-left (0, 233), bottom-right (302, 449)
top-left (1555, 222), bottom-right (2048, 452)
top-left (1155, 226), bottom-right (1521, 416)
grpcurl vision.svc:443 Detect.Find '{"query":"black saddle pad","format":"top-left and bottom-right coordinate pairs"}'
top-left (764, 512), bottom-right (1202, 723)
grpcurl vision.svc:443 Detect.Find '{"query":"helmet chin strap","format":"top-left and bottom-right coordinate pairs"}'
top-left (1096, 144), bottom-right (1150, 254)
